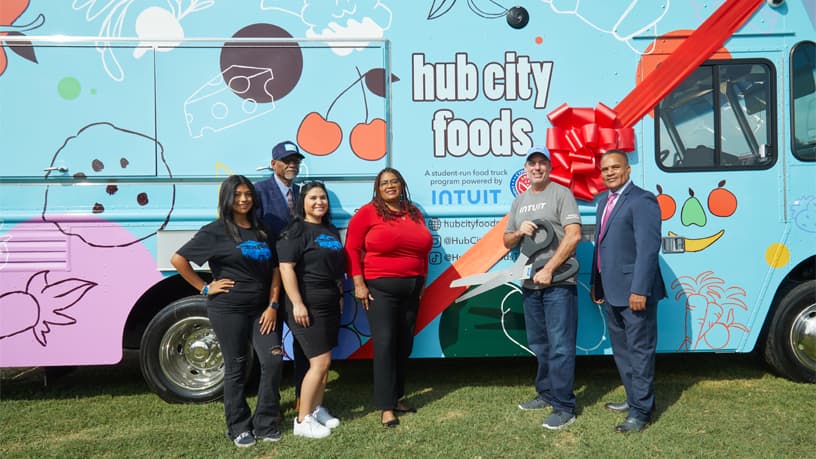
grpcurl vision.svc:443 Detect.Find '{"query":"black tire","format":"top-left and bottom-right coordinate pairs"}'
top-left (139, 296), bottom-right (225, 403)
top-left (763, 281), bottom-right (816, 383)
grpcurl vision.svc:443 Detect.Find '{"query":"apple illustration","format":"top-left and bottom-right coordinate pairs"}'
top-left (297, 112), bottom-right (342, 156)
top-left (349, 118), bottom-right (386, 161)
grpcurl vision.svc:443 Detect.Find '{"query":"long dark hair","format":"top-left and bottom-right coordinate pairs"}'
top-left (281, 181), bottom-right (332, 239)
top-left (372, 167), bottom-right (421, 222)
top-left (218, 174), bottom-right (266, 243)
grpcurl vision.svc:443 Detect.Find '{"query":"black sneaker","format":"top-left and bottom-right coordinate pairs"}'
top-left (233, 431), bottom-right (256, 448)
top-left (254, 428), bottom-right (282, 442)
top-left (542, 411), bottom-right (576, 430)
top-left (518, 396), bottom-right (550, 410)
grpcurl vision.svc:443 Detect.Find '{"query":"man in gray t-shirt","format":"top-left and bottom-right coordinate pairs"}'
top-left (504, 146), bottom-right (581, 430)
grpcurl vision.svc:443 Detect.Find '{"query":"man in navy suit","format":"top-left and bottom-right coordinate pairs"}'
top-left (590, 150), bottom-right (666, 433)
top-left (255, 141), bottom-right (304, 240)
top-left (254, 140), bottom-right (308, 412)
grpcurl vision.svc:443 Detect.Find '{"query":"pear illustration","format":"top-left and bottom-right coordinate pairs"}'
top-left (681, 188), bottom-right (707, 227)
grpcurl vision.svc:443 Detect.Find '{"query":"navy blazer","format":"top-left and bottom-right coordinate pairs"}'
top-left (590, 183), bottom-right (667, 307)
top-left (255, 177), bottom-right (299, 240)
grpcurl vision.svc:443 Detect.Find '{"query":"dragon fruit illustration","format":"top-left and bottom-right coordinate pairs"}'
top-left (0, 270), bottom-right (97, 346)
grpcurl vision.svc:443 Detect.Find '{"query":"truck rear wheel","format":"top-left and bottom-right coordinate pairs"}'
top-left (139, 296), bottom-right (225, 402)
top-left (763, 281), bottom-right (816, 383)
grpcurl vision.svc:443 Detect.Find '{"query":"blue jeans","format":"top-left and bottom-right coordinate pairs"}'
top-left (522, 285), bottom-right (578, 414)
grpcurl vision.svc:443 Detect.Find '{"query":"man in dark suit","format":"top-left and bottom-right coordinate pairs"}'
top-left (590, 150), bottom-right (666, 433)
top-left (254, 140), bottom-right (308, 412)
top-left (255, 141), bottom-right (304, 240)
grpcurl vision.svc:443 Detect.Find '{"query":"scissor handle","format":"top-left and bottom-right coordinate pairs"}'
top-left (530, 256), bottom-right (579, 283)
top-left (519, 219), bottom-right (555, 256)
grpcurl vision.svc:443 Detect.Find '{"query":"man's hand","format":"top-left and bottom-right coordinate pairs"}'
top-left (532, 267), bottom-right (553, 287)
top-left (629, 293), bottom-right (647, 311)
top-left (517, 220), bottom-right (538, 237)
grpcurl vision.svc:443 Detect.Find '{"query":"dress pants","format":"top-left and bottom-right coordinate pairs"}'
top-left (604, 302), bottom-right (658, 422)
top-left (365, 277), bottom-right (423, 410)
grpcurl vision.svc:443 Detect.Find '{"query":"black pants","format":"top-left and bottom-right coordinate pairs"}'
top-left (208, 308), bottom-right (283, 439)
top-left (365, 277), bottom-right (423, 410)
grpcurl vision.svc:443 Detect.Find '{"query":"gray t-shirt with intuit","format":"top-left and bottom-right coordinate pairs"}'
top-left (506, 181), bottom-right (581, 288)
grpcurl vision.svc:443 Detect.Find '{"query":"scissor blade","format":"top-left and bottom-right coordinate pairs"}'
top-left (449, 272), bottom-right (498, 288)
top-left (454, 272), bottom-right (513, 303)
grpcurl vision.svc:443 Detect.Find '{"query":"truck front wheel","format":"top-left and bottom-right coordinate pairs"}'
top-left (764, 281), bottom-right (816, 383)
top-left (139, 296), bottom-right (225, 402)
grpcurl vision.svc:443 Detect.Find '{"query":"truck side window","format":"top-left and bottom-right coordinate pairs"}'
top-left (791, 41), bottom-right (816, 162)
top-left (656, 60), bottom-right (776, 171)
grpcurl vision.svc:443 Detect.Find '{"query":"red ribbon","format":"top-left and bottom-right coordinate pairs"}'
top-left (545, 102), bottom-right (634, 201)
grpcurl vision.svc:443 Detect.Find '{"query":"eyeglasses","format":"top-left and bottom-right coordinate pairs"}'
top-left (379, 178), bottom-right (401, 187)
top-left (280, 158), bottom-right (301, 165)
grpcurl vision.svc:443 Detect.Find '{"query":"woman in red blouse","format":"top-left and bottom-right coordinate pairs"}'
top-left (345, 168), bottom-right (433, 427)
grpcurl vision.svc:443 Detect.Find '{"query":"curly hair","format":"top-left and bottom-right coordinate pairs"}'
top-left (371, 168), bottom-right (422, 222)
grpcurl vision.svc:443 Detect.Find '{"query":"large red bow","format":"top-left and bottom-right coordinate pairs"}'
top-left (545, 103), bottom-right (634, 201)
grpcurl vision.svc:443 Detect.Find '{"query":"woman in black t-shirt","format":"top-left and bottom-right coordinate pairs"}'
top-left (277, 182), bottom-right (345, 439)
top-left (170, 175), bottom-right (283, 448)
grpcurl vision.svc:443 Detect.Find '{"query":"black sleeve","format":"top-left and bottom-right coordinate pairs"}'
top-left (176, 224), bottom-right (217, 266)
top-left (276, 230), bottom-right (303, 264)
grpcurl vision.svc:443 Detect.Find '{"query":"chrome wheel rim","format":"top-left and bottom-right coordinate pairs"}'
top-left (790, 302), bottom-right (816, 372)
top-left (158, 316), bottom-right (224, 393)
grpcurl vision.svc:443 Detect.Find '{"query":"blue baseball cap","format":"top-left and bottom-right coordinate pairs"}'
top-left (272, 141), bottom-right (304, 161)
top-left (526, 145), bottom-right (550, 162)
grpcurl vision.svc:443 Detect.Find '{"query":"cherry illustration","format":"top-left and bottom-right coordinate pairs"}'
top-left (296, 67), bottom-right (397, 159)
top-left (297, 112), bottom-right (342, 156)
top-left (350, 118), bottom-right (387, 161)
top-left (707, 179), bottom-right (737, 217)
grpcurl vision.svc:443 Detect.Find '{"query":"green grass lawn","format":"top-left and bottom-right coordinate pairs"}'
top-left (1, 353), bottom-right (813, 458)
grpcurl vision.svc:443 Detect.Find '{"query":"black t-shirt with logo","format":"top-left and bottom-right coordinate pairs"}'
top-left (177, 219), bottom-right (276, 312)
top-left (276, 221), bottom-right (345, 292)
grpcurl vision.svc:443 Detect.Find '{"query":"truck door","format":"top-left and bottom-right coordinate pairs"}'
top-left (641, 58), bottom-right (780, 352)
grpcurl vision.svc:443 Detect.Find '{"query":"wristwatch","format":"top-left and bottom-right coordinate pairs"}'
top-left (200, 284), bottom-right (209, 296)
top-left (268, 301), bottom-right (279, 310)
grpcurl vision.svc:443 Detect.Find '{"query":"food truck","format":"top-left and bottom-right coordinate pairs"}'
top-left (1, 0), bottom-right (813, 402)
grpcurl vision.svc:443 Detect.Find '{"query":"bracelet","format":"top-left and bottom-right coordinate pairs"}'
top-left (200, 284), bottom-right (209, 296)
top-left (268, 301), bottom-right (279, 310)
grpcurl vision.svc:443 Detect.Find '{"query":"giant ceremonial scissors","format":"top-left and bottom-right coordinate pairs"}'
top-left (449, 219), bottom-right (579, 303)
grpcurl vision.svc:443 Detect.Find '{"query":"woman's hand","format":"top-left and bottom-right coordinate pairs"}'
top-left (259, 306), bottom-right (277, 334)
top-left (354, 284), bottom-right (374, 310)
top-left (207, 278), bottom-right (235, 295)
top-left (293, 303), bottom-right (310, 328)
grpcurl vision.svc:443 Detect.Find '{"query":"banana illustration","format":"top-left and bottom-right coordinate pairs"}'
top-left (668, 230), bottom-right (725, 252)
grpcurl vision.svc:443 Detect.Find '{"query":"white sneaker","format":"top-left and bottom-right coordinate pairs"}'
top-left (313, 405), bottom-right (340, 429)
top-left (293, 414), bottom-right (331, 439)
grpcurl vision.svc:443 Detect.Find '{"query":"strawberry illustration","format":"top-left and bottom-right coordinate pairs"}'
top-left (0, 0), bottom-right (43, 76)
top-left (0, 270), bottom-right (97, 346)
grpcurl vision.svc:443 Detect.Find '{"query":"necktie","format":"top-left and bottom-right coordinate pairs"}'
top-left (596, 192), bottom-right (619, 271)
top-left (286, 188), bottom-right (294, 213)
